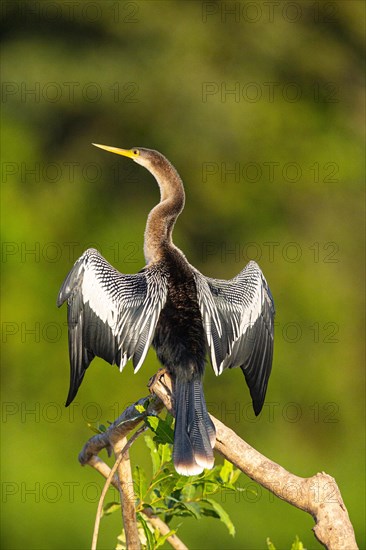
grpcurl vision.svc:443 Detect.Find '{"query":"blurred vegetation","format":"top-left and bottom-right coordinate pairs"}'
top-left (1, 1), bottom-right (364, 549)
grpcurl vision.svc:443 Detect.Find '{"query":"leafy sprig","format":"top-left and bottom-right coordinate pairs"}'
top-left (107, 411), bottom-right (242, 549)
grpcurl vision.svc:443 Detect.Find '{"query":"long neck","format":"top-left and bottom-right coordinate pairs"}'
top-left (144, 158), bottom-right (185, 264)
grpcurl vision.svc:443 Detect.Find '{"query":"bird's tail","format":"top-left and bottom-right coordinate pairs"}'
top-left (173, 376), bottom-right (216, 476)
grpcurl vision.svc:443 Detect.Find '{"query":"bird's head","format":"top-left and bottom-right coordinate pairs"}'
top-left (92, 143), bottom-right (184, 209)
top-left (92, 143), bottom-right (166, 170)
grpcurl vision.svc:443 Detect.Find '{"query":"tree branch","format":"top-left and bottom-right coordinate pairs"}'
top-left (141, 508), bottom-right (188, 550)
top-left (91, 426), bottom-right (146, 550)
top-left (79, 383), bottom-right (187, 550)
top-left (87, 454), bottom-right (188, 550)
top-left (151, 371), bottom-right (358, 550)
top-left (113, 435), bottom-right (142, 550)
top-left (79, 369), bottom-right (358, 550)
top-left (79, 394), bottom-right (163, 465)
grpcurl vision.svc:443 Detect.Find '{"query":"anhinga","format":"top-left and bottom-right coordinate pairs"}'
top-left (57, 145), bottom-right (275, 476)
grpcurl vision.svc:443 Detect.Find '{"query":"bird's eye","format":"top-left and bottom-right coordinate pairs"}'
top-left (133, 149), bottom-right (139, 156)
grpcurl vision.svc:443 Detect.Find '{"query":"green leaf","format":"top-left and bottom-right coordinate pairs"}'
top-left (202, 498), bottom-right (236, 536)
top-left (159, 442), bottom-right (172, 465)
top-left (181, 501), bottom-right (201, 519)
top-left (134, 465), bottom-right (147, 502)
top-left (103, 501), bottom-right (121, 516)
top-left (266, 538), bottom-right (276, 550)
top-left (167, 500), bottom-right (202, 519)
top-left (165, 412), bottom-right (174, 428)
top-left (199, 507), bottom-right (220, 519)
top-left (219, 460), bottom-right (241, 486)
top-left (174, 475), bottom-right (197, 490)
top-left (148, 470), bottom-right (176, 501)
top-left (220, 460), bottom-right (233, 483)
top-left (145, 415), bottom-right (159, 431)
top-left (144, 435), bottom-right (160, 476)
top-left (137, 513), bottom-right (154, 550)
top-left (146, 415), bottom-right (174, 444)
top-left (87, 422), bottom-right (104, 434)
top-left (159, 475), bottom-right (177, 499)
top-left (229, 468), bottom-right (241, 485)
top-left (165, 502), bottom-right (197, 519)
top-left (181, 482), bottom-right (196, 501)
top-left (202, 480), bottom-right (220, 496)
top-left (154, 528), bottom-right (176, 549)
top-left (291, 535), bottom-right (304, 550)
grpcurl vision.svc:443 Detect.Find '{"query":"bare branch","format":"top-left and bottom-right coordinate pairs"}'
top-left (113, 433), bottom-right (143, 550)
top-left (91, 455), bottom-right (119, 550)
top-left (143, 508), bottom-right (188, 550)
top-left (91, 426), bottom-right (146, 550)
top-left (79, 369), bottom-right (358, 550)
top-left (86, 449), bottom-right (188, 550)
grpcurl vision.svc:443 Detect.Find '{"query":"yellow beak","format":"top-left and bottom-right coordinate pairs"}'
top-left (92, 143), bottom-right (137, 159)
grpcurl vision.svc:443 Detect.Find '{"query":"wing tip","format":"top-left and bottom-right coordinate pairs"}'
top-left (65, 387), bottom-right (77, 407)
top-left (56, 290), bottom-right (67, 308)
top-left (252, 399), bottom-right (264, 416)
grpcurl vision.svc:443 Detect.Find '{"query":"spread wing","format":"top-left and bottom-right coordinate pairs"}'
top-left (57, 248), bottom-right (168, 405)
top-left (193, 261), bottom-right (275, 415)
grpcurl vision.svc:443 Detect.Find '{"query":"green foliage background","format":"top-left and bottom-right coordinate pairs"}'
top-left (1, 1), bottom-right (364, 549)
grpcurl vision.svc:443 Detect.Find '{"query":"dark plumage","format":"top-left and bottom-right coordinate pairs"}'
top-left (57, 145), bottom-right (275, 475)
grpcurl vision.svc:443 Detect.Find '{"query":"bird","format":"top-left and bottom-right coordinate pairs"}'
top-left (57, 144), bottom-right (275, 476)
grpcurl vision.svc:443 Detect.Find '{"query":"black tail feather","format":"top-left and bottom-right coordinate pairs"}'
top-left (173, 377), bottom-right (216, 476)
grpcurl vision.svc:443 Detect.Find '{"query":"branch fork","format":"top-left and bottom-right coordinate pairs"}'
top-left (79, 370), bottom-right (357, 550)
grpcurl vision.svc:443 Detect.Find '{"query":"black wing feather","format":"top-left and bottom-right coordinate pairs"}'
top-left (193, 261), bottom-right (275, 415)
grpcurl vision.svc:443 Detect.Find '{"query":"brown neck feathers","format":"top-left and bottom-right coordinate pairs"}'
top-left (143, 154), bottom-right (185, 263)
